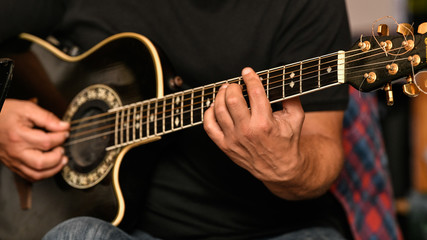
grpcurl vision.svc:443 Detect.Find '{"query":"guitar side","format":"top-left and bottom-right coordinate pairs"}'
top-left (0, 33), bottom-right (171, 240)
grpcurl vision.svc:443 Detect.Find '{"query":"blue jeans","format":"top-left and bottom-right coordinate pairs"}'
top-left (43, 217), bottom-right (347, 240)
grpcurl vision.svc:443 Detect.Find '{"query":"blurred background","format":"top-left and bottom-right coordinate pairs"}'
top-left (344, 0), bottom-right (427, 238)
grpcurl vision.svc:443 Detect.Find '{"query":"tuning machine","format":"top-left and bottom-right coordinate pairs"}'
top-left (403, 75), bottom-right (420, 97)
top-left (384, 83), bottom-right (394, 106)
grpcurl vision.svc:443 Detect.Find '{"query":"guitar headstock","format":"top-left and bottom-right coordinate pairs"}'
top-left (345, 22), bottom-right (427, 105)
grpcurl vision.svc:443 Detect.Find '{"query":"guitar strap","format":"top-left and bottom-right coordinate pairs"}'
top-left (0, 58), bottom-right (13, 112)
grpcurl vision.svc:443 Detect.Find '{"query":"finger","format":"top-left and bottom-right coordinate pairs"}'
top-left (213, 84), bottom-right (235, 133)
top-left (203, 103), bottom-right (225, 144)
top-left (281, 97), bottom-right (304, 121)
top-left (241, 67), bottom-right (271, 116)
top-left (24, 102), bottom-right (70, 132)
top-left (21, 146), bottom-right (67, 171)
top-left (21, 127), bottom-right (69, 151)
top-left (17, 154), bottom-right (67, 182)
top-left (224, 83), bottom-right (251, 125)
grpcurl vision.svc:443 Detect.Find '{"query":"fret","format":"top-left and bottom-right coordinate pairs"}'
top-left (282, 66), bottom-right (286, 99)
top-left (172, 94), bottom-right (182, 129)
top-left (266, 68), bottom-right (284, 103)
top-left (164, 96), bottom-right (173, 133)
top-left (171, 94), bottom-right (175, 130)
top-left (318, 57), bottom-right (321, 88)
top-left (284, 63), bottom-right (300, 98)
top-left (120, 108), bottom-right (125, 145)
top-left (180, 92), bottom-right (184, 128)
top-left (320, 53), bottom-right (338, 87)
top-left (147, 100), bottom-right (155, 137)
top-left (154, 100), bottom-right (162, 135)
top-left (154, 100), bottom-right (158, 135)
top-left (126, 106), bottom-right (131, 143)
top-left (142, 102), bottom-right (149, 139)
top-left (201, 87), bottom-right (205, 122)
top-left (114, 110), bottom-right (119, 146)
top-left (193, 88), bottom-right (203, 124)
top-left (183, 91), bottom-right (192, 127)
top-left (162, 98), bottom-right (166, 133)
top-left (299, 62), bottom-right (303, 94)
top-left (190, 90), bottom-right (194, 125)
top-left (266, 70), bottom-right (270, 99)
top-left (138, 103), bottom-right (143, 139)
top-left (301, 58), bottom-right (320, 94)
top-left (132, 105), bottom-right (136, 142)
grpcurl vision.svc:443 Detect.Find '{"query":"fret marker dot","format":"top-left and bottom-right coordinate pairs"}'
top-left (206, 99), bottom-right (211, 107)
top-left (290, 81), bottom-right (295, 88)
top-left (327, 66), bottom-right (332, 73)
top-left (175, 109), bottom-right (179, 113)
top-left (175, 96), bottom-right (181, 104)
top-left (175, 117), bottom-right (180, 126)
top-left (149, 114), bottom-right (154, 122)
top-left (290, 72), bottom-right (295, 79)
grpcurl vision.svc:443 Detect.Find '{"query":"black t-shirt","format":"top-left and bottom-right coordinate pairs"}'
top-left (1, 0), bottom-right (352, 239)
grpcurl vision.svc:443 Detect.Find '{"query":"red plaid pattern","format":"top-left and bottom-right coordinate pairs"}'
top-left (331, 87), bottom-right (403, 240)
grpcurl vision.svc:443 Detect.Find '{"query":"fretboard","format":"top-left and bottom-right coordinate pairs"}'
top-left (106, 51), bottom-right (345, 151)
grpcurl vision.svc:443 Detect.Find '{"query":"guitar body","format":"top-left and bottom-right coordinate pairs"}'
top-left (0, 33), bottom-right (172, 239)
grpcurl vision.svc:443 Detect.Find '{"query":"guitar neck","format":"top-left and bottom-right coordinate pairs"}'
top-left (106, 51), bottom-right (345, 150)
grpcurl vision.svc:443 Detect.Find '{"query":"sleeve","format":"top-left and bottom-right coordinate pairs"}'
top-left (0, 0), bottom-right (66, 44)
top-left (271, 0), bottom-right (352, 112)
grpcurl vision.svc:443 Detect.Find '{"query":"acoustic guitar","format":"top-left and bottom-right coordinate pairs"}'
top-left (1, 23), bottom-right (426, 239)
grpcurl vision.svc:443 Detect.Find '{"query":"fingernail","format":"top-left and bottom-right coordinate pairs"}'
top-left (62, 156), bottom-right (68, 165)
top-left (242, 67), bottom-right (252, 76)
top-left (220, 84), bottom-right (228, 89)
top-left (59, 121), bottom-right (69, 127)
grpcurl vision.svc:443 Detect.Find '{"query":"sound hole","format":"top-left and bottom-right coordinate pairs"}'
top-left (65, 100), bottom-right (113, 173)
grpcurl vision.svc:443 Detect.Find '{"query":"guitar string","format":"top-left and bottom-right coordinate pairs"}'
top-left (65, 58), bottom-right (406, 147)
top-left (68, 43), bottom-right (405, 131)
top-left (64, 63), bottom-right (407, 147)
top-left (65, 50), bottom-right (410, 147)
top-left (68, 44), bottom-right (393, 129)
top-left (66, 48), bottom-right (408, 143)
top-left (64, 47), bottom-right (413, 146)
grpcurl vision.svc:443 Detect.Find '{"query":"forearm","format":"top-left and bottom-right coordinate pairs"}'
top-left (263, 133), bottom-right (344, 200)
top-left (263, 110), bottom-right (345, 200)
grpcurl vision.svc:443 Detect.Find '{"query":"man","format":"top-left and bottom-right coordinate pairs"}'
top-left (1, 0), bottom-right (353, 239)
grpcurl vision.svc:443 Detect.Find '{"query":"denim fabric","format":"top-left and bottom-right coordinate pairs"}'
top-left (43, 216), bottom-right (346, 240)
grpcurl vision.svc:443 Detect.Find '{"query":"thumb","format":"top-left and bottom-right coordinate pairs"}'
top-left (26, 102), bottom-right (70, 132)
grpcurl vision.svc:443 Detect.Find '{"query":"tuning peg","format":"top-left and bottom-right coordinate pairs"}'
top-left (418, 22), bottom-right (427, 34)
top-left (377, 24), bottom-right (390, 36)
top-left (403, 75), bottom-right (420, 97)
top-left (384, 83), bottom-right (394, 106)
top-left (397, 23), bottom-right (414, 36)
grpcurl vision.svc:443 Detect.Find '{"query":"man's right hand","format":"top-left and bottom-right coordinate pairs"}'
top-left (0, 99), bottom-right (70, 182)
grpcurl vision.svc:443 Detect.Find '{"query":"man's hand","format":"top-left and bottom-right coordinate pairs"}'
top-left (0, 99), bottom-right (70, 182)
top-left (204, 67), bottom-right (344, 200)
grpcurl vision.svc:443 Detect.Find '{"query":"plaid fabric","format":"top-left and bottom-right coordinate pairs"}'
top-left (331, 87), bottom-right (403, 240)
